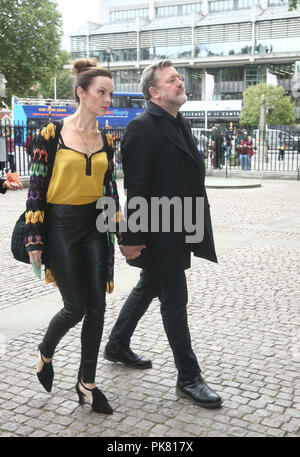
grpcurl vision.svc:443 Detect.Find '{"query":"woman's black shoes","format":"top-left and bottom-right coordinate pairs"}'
top-left (76, 380), bottom-right (113, 415)
top-left (36, 345), bottom-right (54, 393)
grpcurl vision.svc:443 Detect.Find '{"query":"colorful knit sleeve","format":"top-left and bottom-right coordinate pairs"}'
top-left (103, 132), bottom-right (123, 294)
top-left (24, 122), bottom-right (56, 253)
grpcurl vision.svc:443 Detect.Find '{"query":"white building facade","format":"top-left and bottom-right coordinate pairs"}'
top-left (69, 0), bottom-right (300, 124)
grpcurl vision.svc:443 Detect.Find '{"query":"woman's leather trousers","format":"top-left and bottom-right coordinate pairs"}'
top-left (39, 202), bottom-right (108, 383)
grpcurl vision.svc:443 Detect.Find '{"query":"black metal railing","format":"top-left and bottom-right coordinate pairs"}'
top-left (1, 123), bottom-right (299, 177)
top-left (192, 126), bottom-right (300, 173)
top-left (0, 124), bottom-right (125, 177)
top-left (0, 124), bottom-right (34, 176)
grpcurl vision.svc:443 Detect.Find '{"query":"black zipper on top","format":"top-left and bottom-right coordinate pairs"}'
top-left (85, 154), bottom-right (92, 176)
top-left (58, 133), bottom-right (105, 176)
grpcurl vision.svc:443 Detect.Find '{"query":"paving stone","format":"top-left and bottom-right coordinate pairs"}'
top-left (265, 428), bottom-right (286, 437)
top-left (15, 425), bottom-right (35, 436)
top-left (183, 423), bottom-right (206, 435)
top-left (1, 179), bottom-right (299, 437)
top-left (261, 416), bottom-right (285, 428)
top-left (281, 422), bottom-right (300, 434)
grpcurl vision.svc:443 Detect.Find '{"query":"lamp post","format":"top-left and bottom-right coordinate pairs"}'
top-left (105, 47), bottom-right (112, 72)
top-left (258, 93), bottom-right (268, 164)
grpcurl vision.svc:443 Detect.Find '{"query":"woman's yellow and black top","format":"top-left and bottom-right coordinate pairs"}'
top-left (46, 136), bottom-right (108, 205)
top-left (24, 120), bottom-right (122, 294)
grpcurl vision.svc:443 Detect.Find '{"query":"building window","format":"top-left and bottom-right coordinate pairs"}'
top-left (181, 3), bottom-right (202, 15)
top-left (112, 69), bottom-right (142, 85)
top-left (221, 93), bottom-right (243, 100)
top-left (209, 0), bottom-right (234, 12)
top-left (141, 45), bottom-right (192, 60)
top-left (90, 50), bottom-right (106, 62)
top-left (110, 48), bottom-right (137, 62)
top-left (269, 63), bottom-right (295, 80)
top-left (269, 0), bottom-right (289, 5)
top-left (209, 67), bottom-right (244, 82)
top-left (237, 0), bottom-right (260, 8)
top-left (245, 64), bottom-right (267, 87)
top-left (110, 8), bottom-right (149, 22)
top-left (156, 6), bottom-right (179, 17)
top-left (195, 41), bottom-right (252, 57)
top-left (209, 0), bottom-right (259, 12)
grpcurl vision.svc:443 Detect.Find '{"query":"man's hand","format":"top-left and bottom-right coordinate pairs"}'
top-left (119, 244), bottom-right (146, 260)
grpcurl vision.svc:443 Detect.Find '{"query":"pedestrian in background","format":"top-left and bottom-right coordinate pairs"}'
top-left (238, 130), bottom-right (254, 171)
top-left (198, 130), bottom-right (208, 161)
top-left (212, 128), bottom-right (224, 169)
top-left (224, 128), bottom-right (232, 164)
top-left (277, 133), bottom-right (286, 161)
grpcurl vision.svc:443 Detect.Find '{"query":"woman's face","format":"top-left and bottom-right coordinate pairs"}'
top-left (79, 75), bottom-right (113, 117)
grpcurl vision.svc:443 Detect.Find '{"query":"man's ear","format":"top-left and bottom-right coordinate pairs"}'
top-left (149, 86), bottom-right (160, 100)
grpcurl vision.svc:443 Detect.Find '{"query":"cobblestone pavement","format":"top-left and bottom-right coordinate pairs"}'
top-left (0, 179), bottom-right (299, 437)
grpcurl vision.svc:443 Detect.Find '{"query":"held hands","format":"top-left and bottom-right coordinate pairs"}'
top-left (119, 244), bottom-right (146, 260)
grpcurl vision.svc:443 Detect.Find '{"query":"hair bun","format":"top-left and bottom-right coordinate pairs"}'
top-left (72, 58), bottom-right (98, 76)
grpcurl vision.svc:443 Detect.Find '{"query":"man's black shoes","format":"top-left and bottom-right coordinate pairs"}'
top-left (176, 375), bottom-right (222, 409)
top-left (104, 341), bottom-right (152, 369)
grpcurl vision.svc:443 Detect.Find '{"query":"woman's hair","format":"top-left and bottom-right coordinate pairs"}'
top-left (72, 58), bottom-right (112, 103)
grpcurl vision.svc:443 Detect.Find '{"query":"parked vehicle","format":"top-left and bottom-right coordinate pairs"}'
top-left (254, 129), bottom-right (299, 151)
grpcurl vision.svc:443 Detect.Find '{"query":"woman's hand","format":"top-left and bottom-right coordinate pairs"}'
top-left (28, 250), bottom-right (42, 269)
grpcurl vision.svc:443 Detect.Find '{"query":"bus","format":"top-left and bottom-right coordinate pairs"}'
top-left (12, 92), bottom-right (146, 129)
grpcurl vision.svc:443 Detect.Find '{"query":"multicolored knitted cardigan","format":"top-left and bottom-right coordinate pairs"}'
top-left (24, 119), bottom-right (121, 294)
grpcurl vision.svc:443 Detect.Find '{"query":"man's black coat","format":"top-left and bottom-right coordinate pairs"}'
top-left (120, 102), bottom-right (217, 271)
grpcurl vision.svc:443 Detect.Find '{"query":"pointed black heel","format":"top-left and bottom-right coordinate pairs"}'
top-left (76, 381), bottom-right (85, 405)
top-left (75, 380), bottom-right (113, 414)
top-left (36, 344), bottom-right (54, 393)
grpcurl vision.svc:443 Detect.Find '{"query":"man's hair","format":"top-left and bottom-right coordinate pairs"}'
top-left (141, 60), bottom-right (173, 101)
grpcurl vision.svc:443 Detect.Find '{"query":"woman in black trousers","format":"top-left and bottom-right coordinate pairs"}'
top-left (26, 58), bottom-right (120, 414)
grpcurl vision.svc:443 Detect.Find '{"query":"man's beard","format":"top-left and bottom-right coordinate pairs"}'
top-left (162, 91), bottom-right (187, 109)
top-left (174, 92), bottom-right (188, 107)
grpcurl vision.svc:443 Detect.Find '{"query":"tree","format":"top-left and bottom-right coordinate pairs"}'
top-left (0, 0), bottom-right (63, 104)
top-left (240, 82), bottom-right (296, 126)
top-left (39, 50), bottom-right (74, 100)
top-left (288, 0), bottom-right (298, 10)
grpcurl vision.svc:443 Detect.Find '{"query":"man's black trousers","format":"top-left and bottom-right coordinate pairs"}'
top-left (109, 269), bottom-right (201, 381)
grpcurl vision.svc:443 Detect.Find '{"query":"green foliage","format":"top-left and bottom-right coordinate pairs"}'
top-left (0, 0), bottom-right (63, 104)
top-left (288, 0), bottom-right (298, 10)
top-left (39, 49), bottom-right (74, 99)
top-left (240, 82), bottom-right (296, 126)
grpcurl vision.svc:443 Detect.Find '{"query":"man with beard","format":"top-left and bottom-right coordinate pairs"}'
top-left (104, 60), bottom-right (222, 409)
